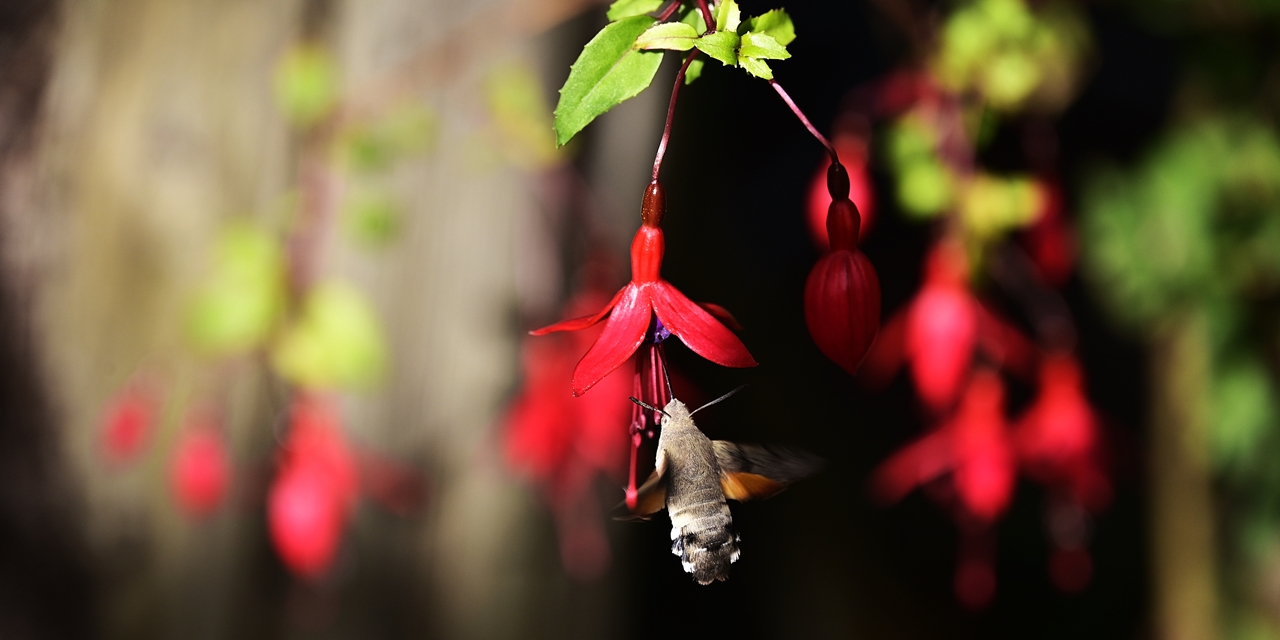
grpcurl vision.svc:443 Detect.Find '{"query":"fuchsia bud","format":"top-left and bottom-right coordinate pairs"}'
top-left (804, 162), bottom-right (882, 374)
top-left (806, 136), bottom-right (875, 249)
top-left (170, 424), bottom-right (230, 518)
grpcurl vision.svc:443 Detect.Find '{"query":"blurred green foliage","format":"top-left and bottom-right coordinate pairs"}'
top-left (272, 281), bottom-right (388, 389)
top-left (274, 44), bottom-right (340, 128)
top-left (934, 0), bottom-right (1090, 112)
top-left (1081, 116), bottom-right (1280, 485)
top-left (187, 224), bottom-right (286, 355)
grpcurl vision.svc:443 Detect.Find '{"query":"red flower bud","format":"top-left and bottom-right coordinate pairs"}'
top-left (806, 139), bottom-right (875, 249)
top-left (170, 426), bottom-right (230, 518)
top-left (804, 195), bottom-right (880, 374)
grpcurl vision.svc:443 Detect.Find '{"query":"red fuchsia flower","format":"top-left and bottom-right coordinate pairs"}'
top-left (269, 395), bottom-right (358, 579)
top-left (170, 419), bottom-right (231, 519)
top-left (872, 370), bottom-right (1016, 523)
top-left (806, 133), bottom-right (875, 249)
top-left (100, 383), bottom-right (158, 465)
top-left (804, 162), bottom-right (882, 374)
top-left (1015, 353), bottom-right (1111, 511)
top-left (532, 181), bottom-right (755, 396)
top-left (505, 289), bottom-right (632, 579)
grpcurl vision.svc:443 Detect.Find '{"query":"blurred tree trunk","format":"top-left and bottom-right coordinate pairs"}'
top-left (1149, 310), bottom-right (1219, 640)
top-left (26, 0), bottom-right (630, 637)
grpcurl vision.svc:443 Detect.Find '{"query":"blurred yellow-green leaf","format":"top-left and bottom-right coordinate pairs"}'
top-left (273, 43), bottom-right (340, 128)
top-left (897, 159), bottom-right (954, 218)
top-left (187, 224), bottom-right (286, 356)
top-left (272, 281), bottom-right (387, 389)
top-left (341, 188), bottom-right (402, 247)
top-left (486, 63), bottom-right (561, 169)
top-left (342, 104), bottom-right (438, 172)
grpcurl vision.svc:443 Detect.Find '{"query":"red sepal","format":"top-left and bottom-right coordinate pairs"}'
top-left (652, 282), bottom-right (757, 368)
top-left (570, 285), bottom-right (651, 396)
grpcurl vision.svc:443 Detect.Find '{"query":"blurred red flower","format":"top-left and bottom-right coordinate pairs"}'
top-left (170, 422), bottom-right (230, 519)
top-left (873, 370), bottom-right (1016, 523)
top-left (100, 384), bottom-right (157, 465)
top-left (1016, 353), bottom-right (1111, 511)
top-left (505, 289), bottom-right (632, 580)
top-left (269, 396), bottom-right (358, 579)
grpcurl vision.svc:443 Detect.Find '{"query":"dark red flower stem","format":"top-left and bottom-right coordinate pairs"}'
top-left (656, 1), bottom-right (681, 22)
top-left (769, 80), bottom-right (838, 164)
top-left (651, 50), bottom-right (702, 183)
top-left (696, 0), bottom-right (715, 31)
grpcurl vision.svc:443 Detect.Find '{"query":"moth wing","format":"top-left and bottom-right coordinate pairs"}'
top-left (616, 448), bottom-right (669, 520)
top-left (713, 441), bottom-right (822, 502)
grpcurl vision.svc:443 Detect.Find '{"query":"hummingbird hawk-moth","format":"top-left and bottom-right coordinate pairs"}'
top-left (626, 395), bottom-right (820, 585)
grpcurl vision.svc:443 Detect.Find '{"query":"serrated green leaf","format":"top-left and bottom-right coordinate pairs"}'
top-left (272, 281), bottom-right (387, 389)
top-left (554, 16), bottom-right (663, 146)
top-left (715, 0), bottom-right (741, 32)
top-left (684, 56), bottom-right (705, 84)
top-left (747, 9), bottom-right (795, 45)
top-left (606, 0), bottom-right (664, 20)
top-left (738, 56), bottom-right (773, 79)
top-left (739, 32), bottom-right (790, 60)
top-left (681, 6), bottom-right (708, 33)
top-left (187, 224), bottom-right (286, 355)
top-left (694, 30), bottom-right (740, 66)
top-left (636, 22), bottom-right (699, 51)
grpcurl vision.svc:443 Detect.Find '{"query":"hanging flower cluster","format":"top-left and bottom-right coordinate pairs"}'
top-left (826, 0), bottom-right (1105, 607)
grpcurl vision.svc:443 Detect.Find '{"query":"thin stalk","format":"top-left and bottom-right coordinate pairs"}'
top-left (769, 80), bottom-right (838, 163)
top-left (696, 0), bottom-right (715, 31)
top-left (652, 50), bottom-right (701, 182)
top-left (656, 0), bottom-right (680, 22)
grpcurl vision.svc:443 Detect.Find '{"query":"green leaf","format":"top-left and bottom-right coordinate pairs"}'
top-left (684, 56), bottom-right (705, 84)
top-left (187, 224), bottom-right (286, 355)
top-left (738, 56), bottom-right (773, 79)
top-left (715, 0), bottom-right (741, 32)
top-left (681, 6), bottom-right (708, 33)
top-left (739, 32), bottom-right (790, 60)
top-left (273, 281), bottom-right (388, 389)
top-left (554, 16), bottom-right (663, 147)
top-left (635, 22), bottom-right (699, 51)
top-left (606, 0), bottom-right (663, 20)
top-left (693, 30), bottom-right (740, 66)
top-left (747, 9), bottom-right (795, 45)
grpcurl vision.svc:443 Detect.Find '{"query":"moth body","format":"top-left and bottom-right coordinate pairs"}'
top-left (627, 397), bottom-right (820, 585)
top-left (658, 399), bottom-right (740, 585)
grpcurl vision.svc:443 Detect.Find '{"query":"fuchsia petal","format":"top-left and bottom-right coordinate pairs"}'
top-left (571, 285), bottom-right (651, 396)
top-left (695, 302), bottom-right (744, 331)
top-left (530, 288), bottom-right (626, 336)
top-left (651, 282), bottom-right (757, 368)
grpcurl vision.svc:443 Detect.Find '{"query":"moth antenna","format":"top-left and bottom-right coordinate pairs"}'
top-left (660, 353), bottom-right (674, 402)
top-left (691, 385), bottom-right (748, 415)
top-left (629, 397), bottom-right (668, 417)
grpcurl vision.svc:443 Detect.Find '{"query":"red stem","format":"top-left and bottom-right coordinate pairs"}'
top-left (656, 0), bottom-right (680, 22)
top-left (770, 80), bottom-right (838, 163)
top-left (696, 0), bottom-right (715, 31)
top-left (652, 51), bottom-right (701, 183)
